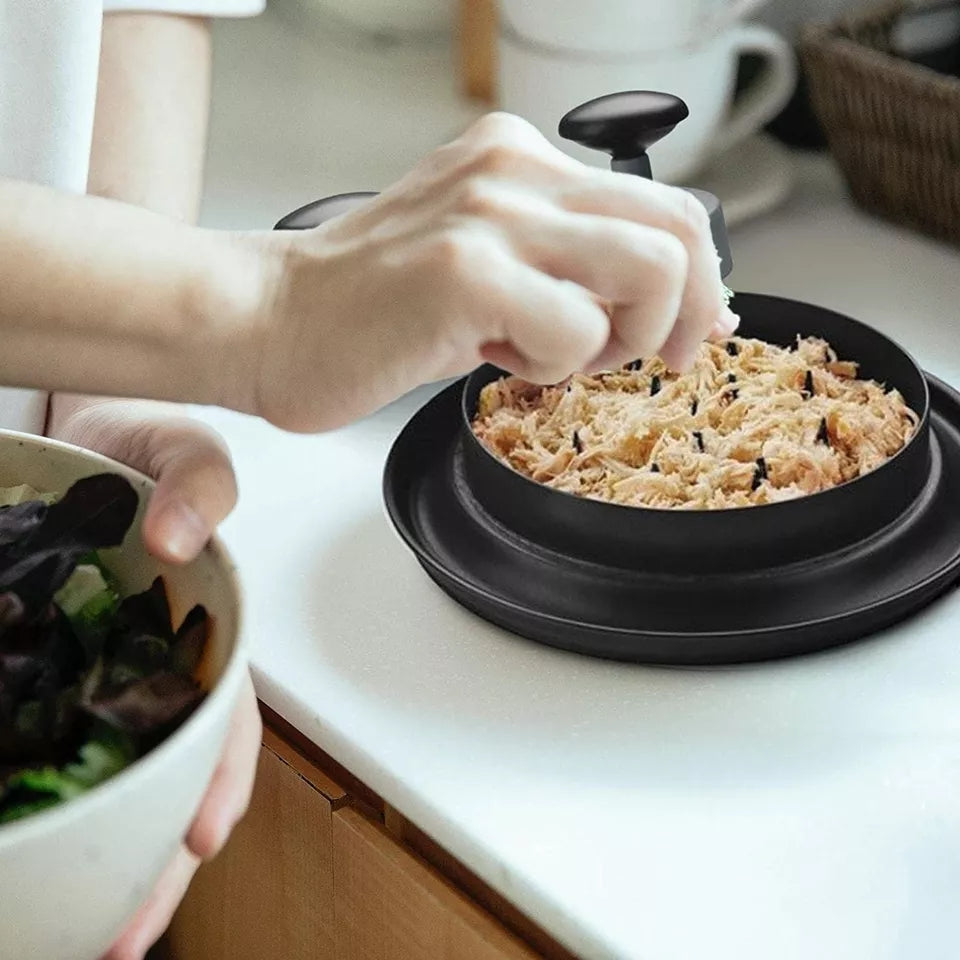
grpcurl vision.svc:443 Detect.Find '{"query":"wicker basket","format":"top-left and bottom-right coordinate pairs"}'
top-left (800, 1), bottom-right (960, 245)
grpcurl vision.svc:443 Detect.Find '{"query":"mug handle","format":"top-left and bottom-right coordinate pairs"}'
top-left (713, 23), bottom-right (797, 157)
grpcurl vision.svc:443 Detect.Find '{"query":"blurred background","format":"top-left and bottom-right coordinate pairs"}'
top-left (202, 0), bottom-right (960, 245)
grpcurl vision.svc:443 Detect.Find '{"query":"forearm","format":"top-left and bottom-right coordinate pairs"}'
top-left (0, 177), bottom-right (259, 408)
top-left (88, 13), bottom-right (210, 222)
top-left (50, 13), bottom-right (217, 428)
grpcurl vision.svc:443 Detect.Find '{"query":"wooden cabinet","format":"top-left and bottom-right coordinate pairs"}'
top-left (333, 807), bottom-right (538, 960)
top-left (167, 716), bottom-right (569, 960)
top-left (167, 727), bottom-right (344, 960)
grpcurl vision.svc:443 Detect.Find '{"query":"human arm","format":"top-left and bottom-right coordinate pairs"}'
top-left (2, 112), bottom-right (736, 430)
top-left (0, 176), bottom-right (258, 409)
top-left (46, 11), bottom-right (235, 559)
top-left (39, 15), bottom-right (259, 960)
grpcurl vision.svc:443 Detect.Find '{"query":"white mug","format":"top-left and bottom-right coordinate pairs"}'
top-left (498, 0), bottom-right (773, 56)
top-left (498, 22), bottom-right (796, 184)
top-left (301, 0), bottom-right (452, 37)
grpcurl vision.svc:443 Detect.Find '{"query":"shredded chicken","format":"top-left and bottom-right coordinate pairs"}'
top-left (471, 336), bottom-right (919, 510)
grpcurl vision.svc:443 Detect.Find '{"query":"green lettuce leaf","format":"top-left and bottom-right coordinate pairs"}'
top-left (0, 726), bottom-right (136, 824)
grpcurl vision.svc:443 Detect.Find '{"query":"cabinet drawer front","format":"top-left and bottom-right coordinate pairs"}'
top-left (334, 807), bottom-right (540, 960)
top-left (168, 742), bottom-right (337, 960)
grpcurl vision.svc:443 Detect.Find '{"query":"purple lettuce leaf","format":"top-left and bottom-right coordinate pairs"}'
top-left (1, 477), bottom-right (210, 824)
top-left (0, 474), bottom-right (138, 621)
top-left (83, 671), bottom-right (203, 735)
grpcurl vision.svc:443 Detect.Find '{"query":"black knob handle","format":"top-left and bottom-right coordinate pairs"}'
top-left (274, 191), bottom-right (377, 230)
top-left (559, 91), bottom-right (732, 279)
top-left (559, 91), bottom-right (689, 178)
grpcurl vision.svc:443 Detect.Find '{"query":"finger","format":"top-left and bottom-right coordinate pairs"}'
top-left (479, 341), bottom-right (534, 375)
top-left (583, 250), bottom-right (686, 372)
top-left (186, 673), bottom-right (261, 860)
top-left (561, 177), bottom-right (734, 363)
top-left (661, 302), bottom-right (742, 371)
top-left (451, 182), bottom-right (693, 318)
top-left (455, 111), bottom-right (583, 176)
top-left (568, 293), bottom-right (739, 375)
top-left (100, 846), bottom-right (200, 960)
top-left (587, 328), bottom-right (656, 375)
top-left (658, 306), bottom-right (741, 372)
top-left (594, 228), bottom-right (688, 368)
top-left (141, 420), bottom-right (238, 564)
top-left (708, 308), bottom-right (741, 342)
top-left (466, 252), bottom-right (610, 384)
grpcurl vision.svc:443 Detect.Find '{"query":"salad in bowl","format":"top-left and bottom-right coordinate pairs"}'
top-left (0, 429), bottom-right (244, 960)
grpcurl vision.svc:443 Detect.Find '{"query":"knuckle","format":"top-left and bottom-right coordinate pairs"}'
top-left (427, 228), bottom-right (477, 273)
top-left (461, 113), bottom-right (546, 176)
top-left (470, 110), bottom-right (534, 142)
top-left (468, 143), bottom-right (519, 177)
top-left (425, 139), bottom-right (461, 170)
top-left (457, 177), bottom-right (505, 218)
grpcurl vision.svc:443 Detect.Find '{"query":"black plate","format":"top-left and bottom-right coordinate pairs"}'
top-left (383, 324), bottom-right (960, 666)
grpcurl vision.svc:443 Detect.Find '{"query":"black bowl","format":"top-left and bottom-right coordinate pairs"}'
top-left (384, 293), bottom-right (960, 663)
top-left (460, 294), bottom-right (931, 574)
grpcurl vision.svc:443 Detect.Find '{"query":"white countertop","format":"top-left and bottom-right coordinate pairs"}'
top-left (198, 9), bottom-right (960, 960)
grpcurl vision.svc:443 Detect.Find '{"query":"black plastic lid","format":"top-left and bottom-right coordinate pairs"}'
top-left (559, 91), bottom-right (733, 279)
top-left (274, 191), bottom-right (377, 230)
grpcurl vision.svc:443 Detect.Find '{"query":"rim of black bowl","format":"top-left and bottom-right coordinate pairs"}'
top-left (460, 293), bottom-right (931, 518)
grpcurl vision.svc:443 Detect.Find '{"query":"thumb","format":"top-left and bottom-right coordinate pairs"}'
top-left (140, 420), bottom-right (238, 564)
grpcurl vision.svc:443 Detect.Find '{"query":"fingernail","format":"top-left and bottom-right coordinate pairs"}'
top-left (718, 307), bottom-right (740, 335)
top-left (154, 500), bottom-right (208, 563)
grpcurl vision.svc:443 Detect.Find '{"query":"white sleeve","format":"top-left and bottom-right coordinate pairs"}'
top-left (103, 0), bottom-right (266, 15)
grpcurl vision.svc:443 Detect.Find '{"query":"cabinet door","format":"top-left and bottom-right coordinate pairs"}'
top-left (333, 807), bottom-right (541, 960)
top-left (167, 734), bottom-right (341, 960)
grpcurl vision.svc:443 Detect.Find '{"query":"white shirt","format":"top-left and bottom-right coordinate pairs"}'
top-left (0, 0), bottom-right (265, 435)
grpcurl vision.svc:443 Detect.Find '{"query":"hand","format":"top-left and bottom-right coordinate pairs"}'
top-left (247, 111), bottom-right (738, 433)
top-left (102, 675), bottom-right (260, 960)
top-left (45, 397), bottom-right (262, 960)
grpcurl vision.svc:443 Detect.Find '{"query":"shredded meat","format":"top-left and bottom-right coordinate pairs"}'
top-left (471, 336), bottom-right (919, 510)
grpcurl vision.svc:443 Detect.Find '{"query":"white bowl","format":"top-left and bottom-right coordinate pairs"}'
top-left (0, 429), bottom-right (246, 960)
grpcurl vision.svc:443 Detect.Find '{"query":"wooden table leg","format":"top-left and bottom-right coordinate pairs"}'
top-left (458, 0), bottom-right (499, 105)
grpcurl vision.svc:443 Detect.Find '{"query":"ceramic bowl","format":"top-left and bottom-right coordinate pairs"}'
top-left (0, 430), bottom-right (245, 960)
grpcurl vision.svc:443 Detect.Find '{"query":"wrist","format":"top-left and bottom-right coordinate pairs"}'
top-left (45, 395), bottom-right (180, 442)
top-left (185, 229), bottom-right (283, 417)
